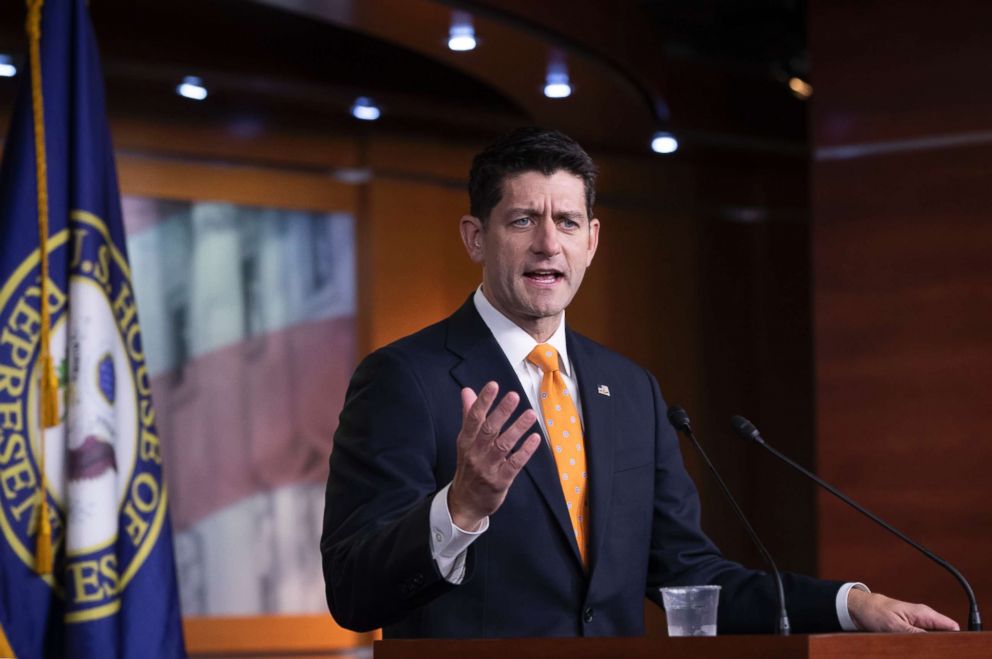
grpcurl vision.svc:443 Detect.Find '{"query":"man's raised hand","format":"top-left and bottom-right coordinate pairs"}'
top-left (448, 382), bottom-right (542, 531)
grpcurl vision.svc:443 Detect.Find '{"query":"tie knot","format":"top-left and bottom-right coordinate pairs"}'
top-left (527, 344), bottom-right (560, 373)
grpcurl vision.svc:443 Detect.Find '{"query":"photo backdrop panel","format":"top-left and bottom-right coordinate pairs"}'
top-left (123, 197), bottom-right (356, 615)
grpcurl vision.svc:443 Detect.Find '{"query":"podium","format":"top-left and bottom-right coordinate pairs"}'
top-left (375, 633), bottom-right (989, 658)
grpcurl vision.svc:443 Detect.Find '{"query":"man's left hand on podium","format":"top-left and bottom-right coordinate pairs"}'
top-left (847, 588), bottom-right (960, 632)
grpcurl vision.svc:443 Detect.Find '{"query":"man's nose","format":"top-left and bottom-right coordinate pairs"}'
top-left (531, 218), bottom-right (561, 255)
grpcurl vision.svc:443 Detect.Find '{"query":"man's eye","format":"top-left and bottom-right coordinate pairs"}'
top-left (512, 217), bottom-right (532, 226)
top-left (560, 219), bottom-right (579, 229)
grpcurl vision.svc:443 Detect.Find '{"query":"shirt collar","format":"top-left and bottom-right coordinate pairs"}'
top-left (473, 285), bottom-right (572, 377)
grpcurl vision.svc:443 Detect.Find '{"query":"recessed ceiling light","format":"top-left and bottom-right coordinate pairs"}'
top-left (351, 97), bottom-right (381, 121)
top-left (544, 74), bottom-right (572, 99)
top-left (176, 76), bottom-right (207, 101)
top-left (651, 131), bottom-right (678, 154)
top-left (0, 54), bottom-right (17, 78)
top-left (544, 51), bottom-right (571, 99)
top-left (448, 12), bottom-right (477, 52)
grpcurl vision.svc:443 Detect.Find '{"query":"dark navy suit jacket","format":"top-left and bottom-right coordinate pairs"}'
top-left (321, 297), bottom-right (844, 637)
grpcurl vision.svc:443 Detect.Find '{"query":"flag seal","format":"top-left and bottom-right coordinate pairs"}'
top-left (0, 210), bottom-right (168, 624)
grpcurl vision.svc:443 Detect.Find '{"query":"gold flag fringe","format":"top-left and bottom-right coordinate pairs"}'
top-left (0, 620), bottom-right (14, 658)
top-left (27, 0), bottom-right (54, 577)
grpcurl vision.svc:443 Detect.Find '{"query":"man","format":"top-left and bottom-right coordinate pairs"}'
top-left (321, 127), bottom-right (957, 637)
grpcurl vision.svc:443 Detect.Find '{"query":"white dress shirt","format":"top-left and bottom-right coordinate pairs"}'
top-left (427, 286), bottom-right (864, 629)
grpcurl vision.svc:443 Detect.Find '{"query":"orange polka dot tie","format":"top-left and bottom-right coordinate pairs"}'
top-left (528, 343), bottom-right (589, 566)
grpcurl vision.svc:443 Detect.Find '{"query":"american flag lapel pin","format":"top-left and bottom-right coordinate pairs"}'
top-left (597, 384), bottom-right (610, 397)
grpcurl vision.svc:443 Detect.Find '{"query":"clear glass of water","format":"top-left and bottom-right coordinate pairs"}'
top-left (660, 585), bottom-right (721, 637)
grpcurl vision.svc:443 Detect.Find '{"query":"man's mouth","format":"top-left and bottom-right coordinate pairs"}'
top-left (524, 269), bottom-right (564, 285)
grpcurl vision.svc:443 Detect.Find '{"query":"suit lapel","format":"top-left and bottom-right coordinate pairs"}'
top-left (446, 299), bottom-right (583, 569)
top-left (567, 330), bottom-right (615, 577)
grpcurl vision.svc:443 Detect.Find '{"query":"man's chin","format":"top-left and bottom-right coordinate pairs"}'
top-left (519, 300), bottom-right (567, 323)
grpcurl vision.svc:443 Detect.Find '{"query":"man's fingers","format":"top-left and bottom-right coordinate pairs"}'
top-left (908, 605), bottom-right (960, 631)
top-left (460, 382), bottom-right (499, 438)
top-left (504, 433), bottom-right (542, 472)
top-left (891, 616), bottom-right (924, 633)
top-left (493, 408), bottom-right (538, 453)
top-left (479, 392), bottom-right (521, 440)
top-left (460, 387), bottom-right (477, 417)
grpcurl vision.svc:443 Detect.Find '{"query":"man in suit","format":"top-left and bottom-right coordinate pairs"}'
top-left (321, 127), bottom-right (958, 637)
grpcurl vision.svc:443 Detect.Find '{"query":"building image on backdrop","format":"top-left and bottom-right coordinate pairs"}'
top-left (123, 198), bottom-right (356, 615)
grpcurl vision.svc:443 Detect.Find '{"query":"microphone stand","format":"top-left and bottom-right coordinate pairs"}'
top-left (669, 406), bottom-right (790, 635)
top-left (732, 415), bottom-right (982, 632)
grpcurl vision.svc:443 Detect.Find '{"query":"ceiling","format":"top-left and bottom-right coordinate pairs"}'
top-left (0, 0), bottom-right (809, 157)
top-left (645, 0), bottom-right (807, 77)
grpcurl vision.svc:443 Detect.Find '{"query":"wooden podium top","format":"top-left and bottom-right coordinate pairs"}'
top-left (375, 633), bottom-right (989, 659)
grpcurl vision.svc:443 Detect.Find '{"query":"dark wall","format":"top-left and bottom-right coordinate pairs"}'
top-left (810, 1), bottom-right (992, 627)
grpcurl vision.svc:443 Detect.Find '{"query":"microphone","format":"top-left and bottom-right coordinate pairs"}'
top-left (667, 406), bottom-right (790, 635)
top-left (731, 415), bottom-right (982, 632)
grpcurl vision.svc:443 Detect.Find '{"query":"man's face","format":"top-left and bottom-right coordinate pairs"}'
top-left (462, 170), bottom-right (600, 338)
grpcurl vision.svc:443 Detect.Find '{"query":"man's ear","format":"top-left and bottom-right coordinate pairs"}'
top-left (460, 215), bottom-right (485, 263)
top-left (586, 217), bottom-right (600, 266)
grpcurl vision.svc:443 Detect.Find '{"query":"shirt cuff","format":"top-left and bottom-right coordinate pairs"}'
top-left (429, 483), bottom-right (489, 584)
top-left (836, 582), bottom-right (871, 631)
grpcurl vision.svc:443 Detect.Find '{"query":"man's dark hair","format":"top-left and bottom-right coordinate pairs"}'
top-left (468, 127), bottom-right (598, 222)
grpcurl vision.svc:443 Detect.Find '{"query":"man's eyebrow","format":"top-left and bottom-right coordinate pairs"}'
top-left (505, 206), bottom-right (541, 216)
top-left (504, 207), bottom-right (586, 220)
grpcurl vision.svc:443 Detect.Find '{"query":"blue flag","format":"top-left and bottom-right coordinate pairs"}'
top-left (0, 0), bottom-right (186, 656)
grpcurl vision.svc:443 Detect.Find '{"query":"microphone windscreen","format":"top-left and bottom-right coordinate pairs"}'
top-left (667, 405), bottom-right (692, 432)
top-left (731, 415), bottom-right (761, 441)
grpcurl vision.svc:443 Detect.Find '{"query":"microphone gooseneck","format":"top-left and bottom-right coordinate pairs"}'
top-left (667, 406), bottom-right (790, 635)
top-left (731, 414), bottom-right (982, 632)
